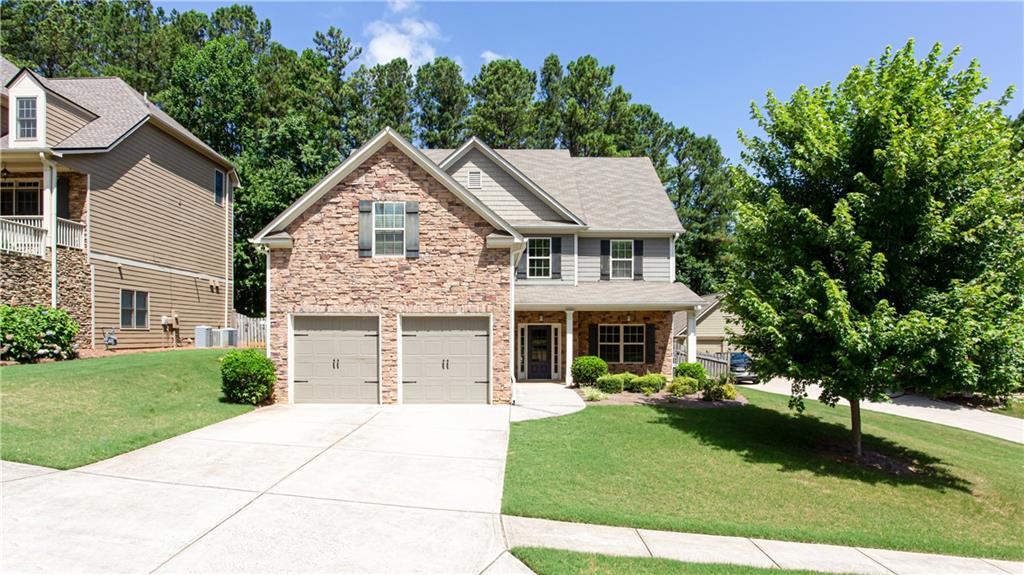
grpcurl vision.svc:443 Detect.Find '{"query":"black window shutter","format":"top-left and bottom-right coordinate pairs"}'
top-left (405, 201), bottom-right (419, 258)
top-left (589, 324), bottom-right (599, 355)
top-left (57, 176), bottom-right (71, 220)
top-left (645, 323), bottom-right (656, 364)
top-left (634, 240), bottom-right (644, 281)
top-left (551, 237), bottom-right (562, 280)
top-left (358, 200), bottom-right (372, 257)
top-left (600, 240), bottom-right (610, 281)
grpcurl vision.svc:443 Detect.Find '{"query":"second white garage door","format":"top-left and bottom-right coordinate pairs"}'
top-left (402, 316), bottom-right (490, 404)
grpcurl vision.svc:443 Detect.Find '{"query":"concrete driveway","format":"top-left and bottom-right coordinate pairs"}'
top-left (2, 403), bottom-right (528, 574)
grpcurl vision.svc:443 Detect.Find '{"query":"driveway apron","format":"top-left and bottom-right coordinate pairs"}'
top-left (2, 403), bottom-right (512, 574)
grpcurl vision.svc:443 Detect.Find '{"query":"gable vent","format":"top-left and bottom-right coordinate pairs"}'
top-left (467, 170), bottom-right (482, 189)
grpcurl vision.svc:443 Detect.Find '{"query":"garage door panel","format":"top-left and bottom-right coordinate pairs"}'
top-left (402, 316), bottom-right (489, 404)
top-left (292, 316), bottom-right (379, 404)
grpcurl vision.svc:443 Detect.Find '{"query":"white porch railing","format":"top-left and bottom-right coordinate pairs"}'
top-left (0, 216), bottom-right (86, 254)
top-left (0, 218), bottom-right (46, 257)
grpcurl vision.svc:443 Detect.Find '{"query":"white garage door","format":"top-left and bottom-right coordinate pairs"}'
top-left (293, 316), bottom-right (379, 403)
top-left (402, 317), bottom-right (489, 404)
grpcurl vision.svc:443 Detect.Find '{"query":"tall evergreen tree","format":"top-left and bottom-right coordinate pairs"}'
top-left (561, 55), bottom-right (618, 156)
top-left (414, 57), bottom-right (469, 148)
top-left (531, 53), bottom-right (564, 148)
top-left (467, 59), bottom-right (537, 148)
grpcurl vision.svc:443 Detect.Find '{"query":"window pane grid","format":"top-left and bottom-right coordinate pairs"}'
top-left (527, 238), bottom-right (552, 278)
top-left (16, 98), bottom-right (37, 139)
top-left (120, 290), bottom-right (149, 329)
top-left (610, 240), bottom-right (634, 279)
top-left (596, 324), bottom-right (646, 364)
top-left (373, 202), bottom-right (405, 256)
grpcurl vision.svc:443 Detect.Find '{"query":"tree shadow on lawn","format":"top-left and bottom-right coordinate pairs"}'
top-left (648, 403), bottom-right (972, 493)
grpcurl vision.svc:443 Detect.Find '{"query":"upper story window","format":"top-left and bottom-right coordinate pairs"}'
top-left (214, 169), bottom-right (225, 206)
top-left (16, 97), bottom-right (37, 140)
top-left (527, 237), bottom-right (551, 278)
top-left (598, 324), bottom-right (645, 364)
top-left (610, 240), bottom-right (634, 279)
top-left (373, 201), bottom-right (405, 256)
top-left (0, 180), bottom-right (42, 216)
top-left (467, 170), bottom-right (482, 189)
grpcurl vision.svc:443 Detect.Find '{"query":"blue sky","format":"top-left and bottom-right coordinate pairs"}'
top-left (156, 1), bottom-right (1023, 162)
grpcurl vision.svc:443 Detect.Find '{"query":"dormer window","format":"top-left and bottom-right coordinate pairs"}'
top-left (16, 97), bottom-right (37, 140)
top-left (467, 170), bottom-right (482, 189)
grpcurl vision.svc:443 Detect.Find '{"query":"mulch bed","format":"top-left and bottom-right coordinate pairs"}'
top-left (575, 388), bottom-right (747, 409)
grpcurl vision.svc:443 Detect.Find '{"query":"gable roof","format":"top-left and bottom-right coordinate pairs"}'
top-left (438, 137), bottom-right (585, 226)
top-left (252, 128), bottom-right (523, 244)
top-left (1, 56), bottom-right (233, 171)
top-left (672, 293), bottom-right (723, 337)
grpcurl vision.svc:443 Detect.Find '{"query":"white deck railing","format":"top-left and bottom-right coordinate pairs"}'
top-left (0, 218), bottom-right (46, 257)
top-left (0, 216), bottom-right (86, 255)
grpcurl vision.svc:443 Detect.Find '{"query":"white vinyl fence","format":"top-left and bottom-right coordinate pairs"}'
top-left (231, 312), bottom-right (267, 347)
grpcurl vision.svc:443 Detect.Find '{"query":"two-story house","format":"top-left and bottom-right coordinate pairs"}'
top-left (253, 128), bottom-right (704, 404)
top-left (0, 56), bottom-right (237, 349)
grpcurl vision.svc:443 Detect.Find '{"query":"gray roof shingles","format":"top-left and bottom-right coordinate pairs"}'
top-left (517, 282), bottom-right (703, 310)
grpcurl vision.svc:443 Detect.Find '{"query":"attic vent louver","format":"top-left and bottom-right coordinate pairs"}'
top-left (467, 170), bottom-right (482, 189)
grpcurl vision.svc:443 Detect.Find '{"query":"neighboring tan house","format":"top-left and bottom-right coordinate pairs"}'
top-left (252, 128), bottom-right (705, 404)
top-left (672, 293), bottom-right (743, 362)
top-left (0, 57), bottom-right (238, 349)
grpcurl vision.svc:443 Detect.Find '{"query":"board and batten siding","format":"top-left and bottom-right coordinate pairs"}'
top-left (45, 98), bottom-right (94, 147)
top-left (92, 259), bottom-right (228, 348)
top-left (447, 148), bottom-right (563, 223)
top-left (577, 236), bottom-right (673, 282)
top-left (517, 234), bottom-right (575, 284)
top-left (60, 122), bottom-right (231, 279)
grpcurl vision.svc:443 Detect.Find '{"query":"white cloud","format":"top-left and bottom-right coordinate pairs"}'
top-left (365, 17), bottom-right (441, 67)
top-left (480, 50), bottom-right (506, 63)
top-left (387, 0), bottom-right (417, 13)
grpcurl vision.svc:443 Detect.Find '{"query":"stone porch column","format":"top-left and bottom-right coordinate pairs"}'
top-left (687, 308), bottom-right (697, 363)
top-left (565, 309), bottom-right (574, 387)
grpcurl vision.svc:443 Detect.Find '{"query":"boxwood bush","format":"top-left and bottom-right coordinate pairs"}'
top-left (702, 380), bottom-right (739, 402)
top-left (633, 373), bottom-right (667, 395)
top-left (0, 305), bottom-right (80, 363)
top-left (673, 362), bottom-right (707, 383)
top-left (221, 348), bottom-right (276, 404)
top-left (668, 376), bottom-right (699, 397)
top-left (596, 374), bottom-right (625, 394)
top-left (571, 355), bottom-right (608, 386)
top-left (620, 372), bottom-right (640, 392)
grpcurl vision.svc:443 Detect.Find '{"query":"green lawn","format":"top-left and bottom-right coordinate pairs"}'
top-left (994, 398), bottom-right (1024, 419)
top-left (1, 349), bottom-right (252, 469)
top-left (503, 388), bottom-right (1024, 560)
top-left (511, 548), bottom-right (847, 575)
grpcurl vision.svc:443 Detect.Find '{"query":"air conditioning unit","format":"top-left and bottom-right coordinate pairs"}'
top-left (194, 326), bottom-right (213, 348)
top-left (217, 328), bottom-right (238, 347)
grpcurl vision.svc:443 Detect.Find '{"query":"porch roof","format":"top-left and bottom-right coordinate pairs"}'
top-left (515, 282), bottom-right (705, 311)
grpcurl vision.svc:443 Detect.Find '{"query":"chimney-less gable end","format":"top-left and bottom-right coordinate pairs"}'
top-left (357, 200), bottom-right (419, 259)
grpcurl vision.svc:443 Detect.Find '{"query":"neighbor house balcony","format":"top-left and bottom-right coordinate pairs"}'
top-left (0, 172), bottom-right (87, 257)
top-left (0, 216), bottom-right (85, 256)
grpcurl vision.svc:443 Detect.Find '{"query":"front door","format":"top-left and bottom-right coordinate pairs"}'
top-left (527, 325), bottom-right (552, 380)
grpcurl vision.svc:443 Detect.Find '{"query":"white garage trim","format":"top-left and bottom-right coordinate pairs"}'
top-left (397, 313), bottom-right (494, 404)
top-left (287, 312), bottom-right (383, 405)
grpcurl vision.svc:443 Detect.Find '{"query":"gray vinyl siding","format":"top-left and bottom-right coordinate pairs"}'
top-left (46, 97), bottom-right (93, 147)
top-left (92, 259), bottom-right (227, 349)
top-left (60, 122), bottom-right (232, 280)
top-left (517, 234), bottom-right (575, 285)
top-left (448, 149), bottom-right (562, 223)
top-left (577, 236), bottom-right (673, 282)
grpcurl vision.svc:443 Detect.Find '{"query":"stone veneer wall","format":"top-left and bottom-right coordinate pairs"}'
top-left (573, 310), bottom-right (674, 377)
top-left (0, 247), bottom-right (92, 348)
top-left (268, 144), bottom-right (512, 404)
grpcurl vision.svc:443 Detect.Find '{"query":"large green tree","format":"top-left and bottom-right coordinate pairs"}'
top-left (414, 57), bottom-right (469, 148)
top-left (530, 53), bottom-right (564, 148)
top-left (727, 41), bottom-right (1024, 457)
top-left (560, 55), bottom-right (618, 156)
top-left (467, 59), bottom-right (537, 148)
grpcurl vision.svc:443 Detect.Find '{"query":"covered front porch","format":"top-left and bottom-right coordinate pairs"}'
top-left (0, 151), bottom-right (87, 258)
top-left (513, 283), bottom-right (706, 386)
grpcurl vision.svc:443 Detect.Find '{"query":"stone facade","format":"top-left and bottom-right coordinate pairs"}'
top-left (268, 144), bottom-right (512, 404)
top-left (574, 310), bottom-right (674, 377)
top-left (0, 247), bottom-right (92, 348)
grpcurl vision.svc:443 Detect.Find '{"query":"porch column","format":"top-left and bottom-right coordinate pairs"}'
top-left (42, 157), bottom-right (57, 307)
top-left (565, 309), bottom-right (574, 387)
top-left (687, 308), bottom-right (697, 363)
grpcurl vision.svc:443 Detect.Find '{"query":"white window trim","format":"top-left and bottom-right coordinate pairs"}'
top-left (597, 323), bottom-right (645, 364)
top-left (0, 178), bottom-right (43, 216)
top-left (526, 237), bottom-right (552, 279)
top-left (214, 169), bottom-right (226, 206)
top-left (371, 200), bottom-right (406, 258)
top-left (610, 239), bottom-right (634, 280)
top-left (519, 323), bottom-right (562, 380)
top-left (15, 97), bottom-right (37, 141)
top-left (467, 170), bottom-right (482, 189)
top-left (119, 288), bottom-right (150, 330)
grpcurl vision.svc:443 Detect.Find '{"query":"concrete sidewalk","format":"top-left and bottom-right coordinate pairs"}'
top-left (502, 515), bottom-right (1024, 575)
top-left (511, 383), bottom-right (585, 422)
top-left (755, 379), bottom-right (1023, 444)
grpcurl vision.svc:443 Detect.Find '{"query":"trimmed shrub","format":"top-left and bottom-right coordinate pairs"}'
top-left (633, 373), bottom-right (667, 395)
top-left (582, 386), bottom-right (608, 402)
top-left (668, 376), bottom-right (699, 397)
top-left (571, 355), bottom-right (608, 385)
top-left (620, 372), bottom-right (638, 391)
top-left (596, 374), bottom-right (625, 394)
top-left (674, 362), bottom-right (707, 382)
top-left (0, 305), bottom-right (80, 363)
top-left (721, 383), bottom-right (738, 400)
top-left (701, 379), bottom-right (738, 402)
top-left (220, 348), bottom-right (276, 404)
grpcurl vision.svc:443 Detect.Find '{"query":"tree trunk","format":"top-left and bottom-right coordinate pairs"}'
top-left (850, 398), bottom-right (863, 458)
